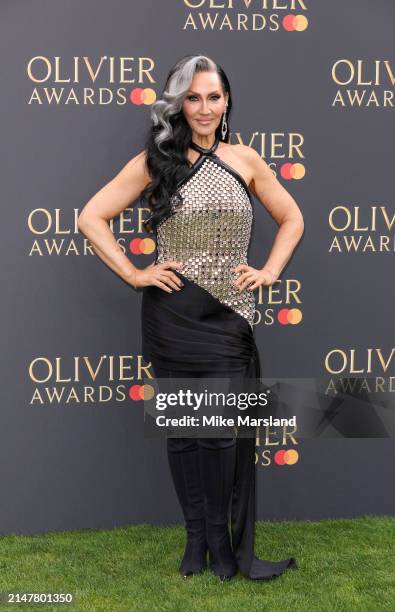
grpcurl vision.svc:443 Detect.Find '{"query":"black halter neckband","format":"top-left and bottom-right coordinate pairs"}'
top-left (189, 136), bottom-right (220, 155)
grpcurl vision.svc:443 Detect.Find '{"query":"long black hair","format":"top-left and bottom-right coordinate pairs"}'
top-left (140, 54), bottom-right (233, 232)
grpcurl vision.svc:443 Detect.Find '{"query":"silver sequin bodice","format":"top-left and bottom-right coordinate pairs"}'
top-left (155, 140), bottom-right (256, 329)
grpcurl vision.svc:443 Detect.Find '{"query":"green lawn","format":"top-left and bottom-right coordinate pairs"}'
top-left (0, 516), bottom-right (393, 611)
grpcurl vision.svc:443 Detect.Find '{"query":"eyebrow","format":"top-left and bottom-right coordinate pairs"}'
top-left (187, 90), bottom-right (221, 95)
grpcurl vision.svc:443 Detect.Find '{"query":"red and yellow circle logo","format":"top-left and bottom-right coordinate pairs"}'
top-left (277, 308), bottom-right (302, 325)
top-left (280, 163), bottom-right (305, 180)
top-left (129, 88), bottom-right (157, 105)
top-left (274, 449), bottom-right (299, 465)
top-left (129, 237), bottom-right (156, 255)
top-left (129, 384), bottom-right (155, 401)
top-left (283, 14), bottom-right (309, 31)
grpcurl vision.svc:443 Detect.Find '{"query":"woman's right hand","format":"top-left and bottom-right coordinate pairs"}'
top-left (133, 261), bottom-right (184, 292)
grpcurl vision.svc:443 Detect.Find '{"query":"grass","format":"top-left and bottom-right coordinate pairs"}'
top-left (0, 516), bottom-right (393, 611)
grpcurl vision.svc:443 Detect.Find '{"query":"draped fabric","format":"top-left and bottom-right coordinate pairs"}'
top-left (141, 270), bottom-right (297, 580)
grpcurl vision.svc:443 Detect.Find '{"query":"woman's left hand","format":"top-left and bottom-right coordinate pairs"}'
top-left (232, 264), bottom-right (278, 291)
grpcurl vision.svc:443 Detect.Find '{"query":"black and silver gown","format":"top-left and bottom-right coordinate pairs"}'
top-left (141, 136), bottom-right (297, 580)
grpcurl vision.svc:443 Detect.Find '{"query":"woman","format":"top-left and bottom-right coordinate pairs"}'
top-left (78, 55), bottom-right (304, 582)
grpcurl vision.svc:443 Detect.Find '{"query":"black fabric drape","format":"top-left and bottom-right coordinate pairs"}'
top-left (141, 271), bottom-right (297, 579)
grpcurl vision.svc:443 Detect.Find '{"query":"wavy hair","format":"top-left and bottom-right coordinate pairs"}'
top-left (140, 54), bottom-right (233, 232)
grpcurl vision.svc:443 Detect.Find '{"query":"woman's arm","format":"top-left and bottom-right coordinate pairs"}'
top-left (234, 146), bottom-right (305, 291)
top-left (77, 151), bottom-right (150, 287)
top-left (77, 151), bottom-right (182, 292)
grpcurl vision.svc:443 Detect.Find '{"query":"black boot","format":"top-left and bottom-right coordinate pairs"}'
top-left (198, 438), bottom-right (238, 582)
top-left (167, 437), bottom-right (208, 577)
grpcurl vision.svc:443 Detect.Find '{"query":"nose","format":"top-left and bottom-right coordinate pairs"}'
top-left (200, 99), bottom-right (210, 114)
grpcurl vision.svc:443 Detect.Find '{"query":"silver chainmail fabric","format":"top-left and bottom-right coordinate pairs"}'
top-left (155, 141), bottom-right (256, 329)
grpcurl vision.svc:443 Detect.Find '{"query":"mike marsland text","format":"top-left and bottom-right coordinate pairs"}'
top-left (155, 415), bottom-right (296, 427)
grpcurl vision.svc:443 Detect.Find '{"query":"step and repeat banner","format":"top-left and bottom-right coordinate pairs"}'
top-left (1, 1), bottom-right (394, 534)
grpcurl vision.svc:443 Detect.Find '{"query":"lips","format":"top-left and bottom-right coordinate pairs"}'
top-left (196, 119), bottom-right (212, 124)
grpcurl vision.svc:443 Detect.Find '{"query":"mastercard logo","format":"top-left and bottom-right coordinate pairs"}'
top-left (129, 237), bottom-right (156, 255)
top-left (280, 163), bottom-right (305, 180)
top-left (129, 88), bottom-right (157, 105)
top-left (129, 384), bottom-right (155, 401)
top-left (282, 14), bottom-right (309, 32)
top-left (274, 449), bottom-right (299, 465)
top-left (277, 308), bottom-right (302, 325)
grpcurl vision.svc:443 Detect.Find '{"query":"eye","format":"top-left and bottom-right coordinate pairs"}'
top-left (187, 95), bottom-right (221, 101)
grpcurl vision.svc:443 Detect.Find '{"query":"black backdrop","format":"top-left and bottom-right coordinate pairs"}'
top-left (1, 0), bottom-right (394, 534)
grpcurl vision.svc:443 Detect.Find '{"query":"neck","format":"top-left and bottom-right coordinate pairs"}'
top-left (191, 133), bottom-right (218, 150)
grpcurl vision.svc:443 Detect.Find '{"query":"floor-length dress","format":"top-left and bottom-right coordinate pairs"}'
top-left (141, 135), bottom-right (297, 579)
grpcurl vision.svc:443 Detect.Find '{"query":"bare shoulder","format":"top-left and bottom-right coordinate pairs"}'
top-left (236, 144), bottom-right (273, 182)
top-left (122, 148), bottom-right (151, 179)
top-left (113, 148), bottom-right (151, 191)
top-left (78, 148), bottom-right (152, 224)
top-left (217, 143), bottom-right (271, 190)
top-left (233, 143), bottom-right (269, 168)
top-left (221, 142), bottom-right (270, 171)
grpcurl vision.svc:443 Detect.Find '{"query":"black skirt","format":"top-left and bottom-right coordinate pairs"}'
top-left (141, 270), bottom-right (297, 580)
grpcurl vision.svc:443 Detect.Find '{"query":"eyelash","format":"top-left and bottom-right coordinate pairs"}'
top-left (187, 95), bottom-right (221, 101)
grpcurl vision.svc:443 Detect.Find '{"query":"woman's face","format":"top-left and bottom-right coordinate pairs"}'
top-left (182, 71), bottom-right (228, 138)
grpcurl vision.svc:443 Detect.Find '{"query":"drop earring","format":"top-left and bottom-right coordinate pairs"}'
top-left (221, 104), bottom-right (228, 140)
